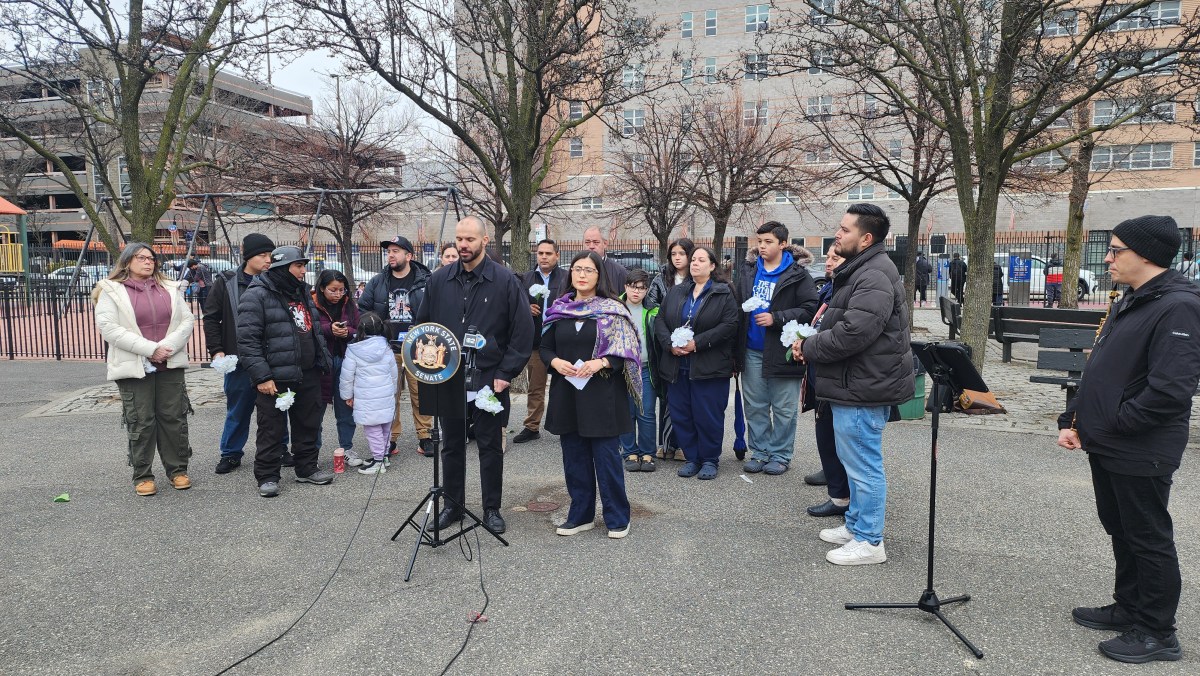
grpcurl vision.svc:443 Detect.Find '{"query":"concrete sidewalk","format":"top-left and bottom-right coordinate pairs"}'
top-left (1, 359), bottom-right (1197, 675)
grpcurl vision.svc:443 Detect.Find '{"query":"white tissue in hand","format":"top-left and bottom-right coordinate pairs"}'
top-left (142, 357), bottom-right (157, 373)
top-left (211, 354), bottom-right (238, 374)
top-left (780, 320), bottom-right (818, 347)
top-left (474, 386), bottom-right (504, 414)
top-left (741, 296), bottom-right (769, 312)
top-left (670, 326), bottom-right (694, 348)
top-left (275, 389), bottom-right (296, 411)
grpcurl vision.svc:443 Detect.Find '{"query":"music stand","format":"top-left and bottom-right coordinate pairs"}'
top-left (844, 340), bottom-right (990, 659)
top-left (389, 323), bottom-right (508, 582)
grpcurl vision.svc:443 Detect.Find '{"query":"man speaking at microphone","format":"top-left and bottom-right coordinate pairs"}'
top-left (415, 216), bottom-right (533, 534)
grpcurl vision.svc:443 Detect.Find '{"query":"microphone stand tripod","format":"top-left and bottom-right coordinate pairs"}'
top-left (844, 343), bottom-right (984, 659)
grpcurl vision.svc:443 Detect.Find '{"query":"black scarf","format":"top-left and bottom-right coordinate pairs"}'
top-left (267, 266), bottom-right (305, 301)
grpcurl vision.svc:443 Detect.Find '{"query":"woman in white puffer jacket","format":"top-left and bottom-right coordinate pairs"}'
top-left (339, 312), bottom-right (397, 474)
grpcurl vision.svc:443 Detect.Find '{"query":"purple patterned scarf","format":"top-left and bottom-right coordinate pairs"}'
top-left (543, 293), bottom-right (643, 408)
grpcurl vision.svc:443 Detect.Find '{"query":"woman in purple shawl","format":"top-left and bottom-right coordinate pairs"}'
top-left (540, 252), bottom-right (642, 539)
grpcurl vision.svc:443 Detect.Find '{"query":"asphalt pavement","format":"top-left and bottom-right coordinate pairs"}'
top-left (1, 359), bottom-right (1197, 675)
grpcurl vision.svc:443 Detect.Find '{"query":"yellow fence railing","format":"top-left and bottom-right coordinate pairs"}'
top-left (0, 242), bottom-right (23, 273)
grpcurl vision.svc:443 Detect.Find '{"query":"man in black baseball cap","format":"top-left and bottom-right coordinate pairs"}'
top-left (1059, 214), bottom-right (1200, 663)
top-left (359, 234), bottom-right (434, 456)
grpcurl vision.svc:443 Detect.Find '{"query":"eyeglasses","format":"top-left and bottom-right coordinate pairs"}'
top-left (1105, 246), bottom-right (1132, 257)
top-left (324, 288), bottom-right (347, 295)
top-left (626, 284), bottom-right (648, 291)
top-left (571, 266), bottom-right (599, 275)
top-left (132, 254), bottom-right (155, 263)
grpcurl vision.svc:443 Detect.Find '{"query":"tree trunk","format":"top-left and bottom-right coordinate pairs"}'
top-left (335, 214), bottom-right (358, 289)
top-left (508, 168), bottom-right (533, 273)
top-left (710, 208), bottom-right (732, 260)
top-left (904, 203), bottom-right (924, 331)
top-left (1059, 143), bottom-right (1094, 310)
top-left (960, 184), bottom-right (1001, 373)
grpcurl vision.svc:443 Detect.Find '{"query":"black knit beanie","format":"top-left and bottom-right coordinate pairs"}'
top-left (1112, 215), bottom-right (1180, 268)
top-left (242, 233), bottom-right (276, 261)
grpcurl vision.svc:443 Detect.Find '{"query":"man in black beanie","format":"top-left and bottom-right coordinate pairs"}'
top-left (205, 233), bottom-right (289, 474)
top-left (1058, 214), bottom-right (1200, 663)
top-left (239, 246), bottom-right (334, 497)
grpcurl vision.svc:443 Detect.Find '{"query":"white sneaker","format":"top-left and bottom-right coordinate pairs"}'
top-left (358, 458), bottom-right (387, 474)
top-left (343, 448), bottom-right (365, 467)
top-left (607, 524), bottom-right (630, 539)
top-left (819, 524), bottom-right (852, 545)
top-left (826, 539), bottom-right (887, 566)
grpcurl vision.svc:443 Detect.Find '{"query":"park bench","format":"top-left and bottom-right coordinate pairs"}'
top-left (939, 296), bottom-right (961, 340)
top-left (1028, 328), bottom-right (1093, 407)
top-left (991, 306), bottom-right (1106, 363)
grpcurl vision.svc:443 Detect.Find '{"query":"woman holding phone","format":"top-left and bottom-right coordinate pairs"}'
top-left (313, 269), bottom-right (361, 463)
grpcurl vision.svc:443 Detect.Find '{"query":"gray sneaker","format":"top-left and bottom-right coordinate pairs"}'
top-left (295, 468), bottom-right (335, 485)
top-left (258, 481), bottom-right (280, 498)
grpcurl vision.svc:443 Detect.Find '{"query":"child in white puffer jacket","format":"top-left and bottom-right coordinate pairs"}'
top-left (339, 312), bottom-right (397, 474)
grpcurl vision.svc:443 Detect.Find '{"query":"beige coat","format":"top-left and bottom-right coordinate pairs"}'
top-left (93, 278), bottom-right (194, 381)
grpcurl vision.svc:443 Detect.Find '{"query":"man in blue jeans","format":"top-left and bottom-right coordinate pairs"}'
top-left (620, 269), bottom-right (659, 472)
top-left (203, 233), bottom-right (289, 473)
top-left (735, 221), bottom-right (818, 476)
top-left (796, 204), bottom-right (913, 566)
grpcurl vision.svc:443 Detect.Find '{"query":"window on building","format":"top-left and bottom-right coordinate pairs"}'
top-left (746, 4), bottom-right (770, 32)
top-left (631, 153), bottom-right (646, 173)
top-left (1103, 2), bottom-right (1180, 31)
top-left (569, 138), bottom-right (584, 158)
top-left (581, 196), bottom-right (603, 210)
top-left (1099, 49), bottom-right (1178, 78)
top-left (888, 139), bottom-right (903, 159)
top-left (809, 0), bottom-right (835, 25)
top-left (886, 185), bottom-right (910, 200)
top-left (1093, 99), bottom-right (1176, 125)
top-left (51, 193), bottom-right (83, 209)
top-left (91, 159), bottom-right (107, 199)
top-left (1033, 105), bottom-right (1070, 128)
top-left (681, 59), bottom-right (694, 83)
top-left (569, 101), bottom-right (583, 120)
top-left (848, 184), bottom-right (875, 200)
top-left (681, 11), bottom-right (694, 38)
top-left (808, 50), bottom-right (834, 75)
top-left (118, 157), bottom-right (131, 199)
top-left (805, 146), bottom-right (833, 163)
top-left (1029, 150), bottom-right (1070, 170)
top-left (705, 9), bottom-right (718, 36)
top-left (58, 155), bottom-right (87, 173)
top-left (622, 64), bottom-right (645, 93)
top-left (860, 142), bottom-right (873, 160)
top-left (622, 108), bottom-right (645, 136)
top-left (1090, 143), bottom-right (1174, 170)
top-left (743, 100), bottom-right (769, 127)
top-left (1041, 10), bottom-right (1077, 36)
top-left (1194, 142), bottom-right (1200, 168)
top-left (744, 53), bottom-right (769, 80)
top-left (775, 190), bottom-right (797, 203)
top-left (704, 57), bottom-right (718, 84)
top-left (806, 95), bottom-right (833, 120)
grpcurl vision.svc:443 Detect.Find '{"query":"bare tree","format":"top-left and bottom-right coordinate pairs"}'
top-left (682, 92), bottom-right (803, 259)
top-left (799, 79), bottom-right (955, 326)
top-left (774, 0), bottom-right (1200, 369)
top-left (252, 80), bottom-right (416, 288)
top-left (297, 0), bottom-right (671, 273)
top-left (0, 0), bottom-right (277, 251)
top-left (605, 100), bottom-right (696, 261)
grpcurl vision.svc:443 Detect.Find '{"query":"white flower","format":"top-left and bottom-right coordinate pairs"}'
top-left (210, 354), bottom-right (239, 375)
top-left (529, 283), bottom-right (550, 300)
top-left (141, 357), bottom-right (157, 373)
top-left (670, 326), bottom-right (694, 348)
top-left (275, 389), bottom-right (296, 411)
top-left (780, 320), bottom-right (819, 348)
top-left (475, 386), bottom-right (504, 414)
top-left (741, 296), bottom-right (769, 312)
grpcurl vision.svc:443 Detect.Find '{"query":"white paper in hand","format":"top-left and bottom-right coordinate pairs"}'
top-left (565, 359), bottom-right (591, 390)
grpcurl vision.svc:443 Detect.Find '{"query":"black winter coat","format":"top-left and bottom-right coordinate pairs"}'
top-left (801, 243), bottom-right (914, 406)
top-left (653, 280), bottom-right (738, 383)
top-left (357, 261), bottom-right (431, 319)
top-left (237, 273), bottom-right (332, 385)
top-left (1059, 270), bottom-right (1200, 473)
top-left (413, 256), bottom-right (533, 383)
top-left (203, 267), bottom-right (249, 358)
top-left (523, 266), bottom-right (569, 350)
top-left (915, 257), bottom-right (933, 287)
top-left (540, 318), bottom-right (632, 438)
top-left (735, 245), bottom-right (820, 378)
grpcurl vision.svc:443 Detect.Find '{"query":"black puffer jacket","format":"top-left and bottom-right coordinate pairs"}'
top-left (1059, 270), bottom-right (1200, 473)
top-left (801, 243), bottom-right (913, 406)
top-left (357, 260), bottom-right (431, 318)
top-left (653, 280), bottom-right (739, 383)
top-left (735, 245), bottom-right (820, 377)
top-left (237, 271), bottom-right (331, 385)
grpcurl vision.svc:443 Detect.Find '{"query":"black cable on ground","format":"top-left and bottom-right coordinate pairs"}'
top-left (214, 465), bottom-right (385, 675)
top-left (439, 527), bottom-right (489, 676)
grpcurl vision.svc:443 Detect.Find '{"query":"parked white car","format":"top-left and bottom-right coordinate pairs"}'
top-left (304, 260), bottom-right (375, 286)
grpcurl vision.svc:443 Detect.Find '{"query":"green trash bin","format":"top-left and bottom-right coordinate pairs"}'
top-left (898, 351), bottom-right (927, 422)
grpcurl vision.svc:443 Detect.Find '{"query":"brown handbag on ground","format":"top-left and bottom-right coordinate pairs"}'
top-left (955, 389), bottom-right (1006, 415)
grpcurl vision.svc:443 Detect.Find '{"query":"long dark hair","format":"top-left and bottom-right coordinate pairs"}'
top-left (566, 251), bottom-right (620, 300)
top-left (356, 311), bottom-right (386, 340)
top-left (315, 269), bottom-right (349, 310)
top-left (691, 245), bottom-right (725, 284)
top-left (664, 238), bottom-right (695, 290)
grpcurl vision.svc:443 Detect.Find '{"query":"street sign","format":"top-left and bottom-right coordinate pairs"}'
top-left (1009, 254), bottom-right (1031, 283)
